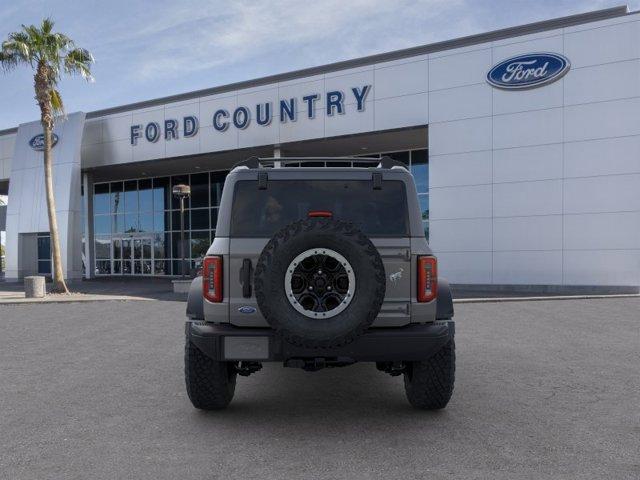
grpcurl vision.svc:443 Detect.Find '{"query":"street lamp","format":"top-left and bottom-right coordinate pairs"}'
top-left (172, 184), bottom-right (191, 278)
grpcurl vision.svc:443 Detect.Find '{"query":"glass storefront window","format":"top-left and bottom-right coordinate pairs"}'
top-left (153, 177), bottom-right (170, 212)
top-left (90, 148), bottom-right (428, 275)
top-left (153, 212), bottom-right (167, 232)
top-left (210, 172), bottom-right (226, 206)
top-left (94, 183), bottom-right (110, 214)
top-left (95, 236), bottom-right (110, 259)
top-left (411, 149), bottom-right (428, 194)
top-left (190, 231), bottom-right (210, 258)
top-left (172, 210), bottom-right (190, 231)
top-left (124, 213), bottom-right (138, 233)
top-left (138, 179), bottom-right (153, 212)
top-left (191, 209), bottom-right (209, 230)
top-left (124, 180), bottom-right (138, 213)
top-left (210, 208), bottom-right (219, 230)
top-left (111, 182), bottom-right (123, 215)
top-left (190, 173), bottom-right (209, 208)
top-left (139, 213), bottom-right (153, 233)
top-left (94, 215), bottom-right (110, 235)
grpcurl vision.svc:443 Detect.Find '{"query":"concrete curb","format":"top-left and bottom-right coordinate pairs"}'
top-left (454, 294), bottom-right (640, 304)
top-left (0, 295), bottom-right (153, 305)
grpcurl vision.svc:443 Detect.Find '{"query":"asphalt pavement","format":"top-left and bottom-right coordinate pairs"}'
top-left (0, 298), bottom-right (638, 479)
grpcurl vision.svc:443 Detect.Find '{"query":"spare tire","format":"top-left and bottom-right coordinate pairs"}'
top-left (254, 218), bottom-right (386, 348)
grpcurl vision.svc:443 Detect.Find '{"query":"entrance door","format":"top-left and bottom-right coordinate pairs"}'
top-left (112, 236), bottom-right (153, 275)
top-left (133, 237), bottom-right (153, 275)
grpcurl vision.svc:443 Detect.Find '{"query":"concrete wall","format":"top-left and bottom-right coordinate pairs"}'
top-left (4, 113), bottom-right (85, 280)
top-left (0, 133), bottom-right (15, 181)
top-left (428, 14), bottom-right (640, 286)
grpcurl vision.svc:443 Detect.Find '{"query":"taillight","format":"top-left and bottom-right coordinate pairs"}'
top-left (202, 256), bottom-right (223, 302)
top-left (417, 256), bottom-right (437, 302)
top-left (308, 210), bottom-right (333, 218)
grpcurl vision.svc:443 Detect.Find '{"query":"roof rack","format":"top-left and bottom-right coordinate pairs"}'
top-left (232, 156), bottom-right (407, 170)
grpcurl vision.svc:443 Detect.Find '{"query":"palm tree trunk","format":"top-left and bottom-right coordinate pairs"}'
top-left (43, 123), bottom-right (68, 293)
top-left (35, 63), bottom-right (68, 294)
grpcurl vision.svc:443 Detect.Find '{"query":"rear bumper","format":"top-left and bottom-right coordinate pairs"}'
top-left (187, 321), bottom-right (454, 362)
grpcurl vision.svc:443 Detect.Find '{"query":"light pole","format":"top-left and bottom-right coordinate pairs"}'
top-left (172, 184), bottom-right (191, 278)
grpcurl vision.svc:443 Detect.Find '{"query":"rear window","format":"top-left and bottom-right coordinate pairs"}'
top-left (230, 180), bottom-right (409, 237)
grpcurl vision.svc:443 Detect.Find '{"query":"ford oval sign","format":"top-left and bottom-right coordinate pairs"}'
top-left (487, 53), bottom-right (570, 90)
top-left (238, 306), bottom-right (257, 314)
top-left (29, 133), bottom-right (59, 151)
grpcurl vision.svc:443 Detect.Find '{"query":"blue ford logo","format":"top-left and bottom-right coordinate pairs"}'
top-left (29, 133), bottom-right (59, 151)
top-left (487, 53), bottom-right (570, 90)
top-left (238, 306), bottom-right (257, 314)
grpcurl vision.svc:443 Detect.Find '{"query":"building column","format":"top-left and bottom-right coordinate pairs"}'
top-left (273, 145), bottom-right (281, 167)
top-left (83, 172), bottom-right (94, 279)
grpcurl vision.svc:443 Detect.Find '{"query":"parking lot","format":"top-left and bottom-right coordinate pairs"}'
top-left (1, 297), bottom-right (638, 479)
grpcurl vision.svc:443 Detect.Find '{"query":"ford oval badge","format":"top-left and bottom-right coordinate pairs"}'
top-left (238, 306), bottom-right (257, 314)
top-left (29, 133), bottom-right (59, 151)
top-left (487, 53), bottom-right (570, 90)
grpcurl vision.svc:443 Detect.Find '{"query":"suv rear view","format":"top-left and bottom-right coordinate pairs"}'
top-left (185, 157), bottom-right (455, 409)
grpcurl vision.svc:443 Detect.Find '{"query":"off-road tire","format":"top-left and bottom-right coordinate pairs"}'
top-left (404, 339), bottom-right (455, 410)
top-left (185, 336), bottom-right (237, 410)
top-left (254, 218), bottom-right (386, 349)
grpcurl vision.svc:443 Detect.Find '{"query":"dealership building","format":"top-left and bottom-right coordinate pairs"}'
top-left (0, 6), bottom-right (639, 291)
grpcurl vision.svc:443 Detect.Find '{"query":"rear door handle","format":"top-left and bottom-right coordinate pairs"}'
top-left (240, 258), bottom-right (252, 298)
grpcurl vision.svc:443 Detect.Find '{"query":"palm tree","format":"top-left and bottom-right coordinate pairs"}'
top-left (0, 18), bottom-right (93, 293)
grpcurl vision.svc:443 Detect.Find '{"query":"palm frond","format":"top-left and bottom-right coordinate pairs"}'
top-left (50, 88), bottom-right (64, 116)
top-left (64, 47), bottom-right (94, 81)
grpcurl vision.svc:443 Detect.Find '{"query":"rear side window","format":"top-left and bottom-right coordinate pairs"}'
top-left (230, 180), bottom-right (409, 237)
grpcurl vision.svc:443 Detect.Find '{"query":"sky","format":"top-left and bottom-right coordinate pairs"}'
top-left (0, 0), bottom-right (638, 130)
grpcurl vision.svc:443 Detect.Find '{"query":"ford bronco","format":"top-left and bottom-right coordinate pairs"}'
top-left (184, 157), bottom-right (455, 410)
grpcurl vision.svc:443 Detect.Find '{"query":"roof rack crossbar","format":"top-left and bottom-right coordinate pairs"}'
top-left (232, 156), bottom-right (407, 170)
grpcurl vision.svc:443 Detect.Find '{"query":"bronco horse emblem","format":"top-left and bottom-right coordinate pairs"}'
top-left (389, 268), bottom-right (404, 285)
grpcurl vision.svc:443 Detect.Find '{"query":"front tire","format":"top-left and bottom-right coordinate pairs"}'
top-left (185, 337), bottom-right (237, 410)
top-left (404, 339), bottom-right (455, 410)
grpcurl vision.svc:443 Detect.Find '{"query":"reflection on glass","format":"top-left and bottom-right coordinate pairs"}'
top-left (418, 194), bottom-right (429, 221)
top-left (122, 239), bottom-right (132, 259)
top-left (411, 150), bottom-right (428, 194)
top-left (94, 215), bottom-right (110, 235)
top-left (142, 240), bottom-right (152, 259)
top-left (124, 180), bottom-right (138, 212)
top-left (172, 210), bottom-right (189, 231)
top-left (138, 179), bottom-right (153, 212)
top-left (210, 208), bottom-right (218, 230)
top-left (94, 184), bottom-right (110, 214)
top-left (38, 260), bottom-right (52, 274)
top-left (190, 231), bottom-right (209, 258)
top-left (95, 236), bottom-right (110, 259)
top-left (124, 213), bottom-right (138, 233)
top-left (112, 238), bottom-right (122, 259)
top-left (191, 173), bottom-right (209, 208)
top-left (191, 209), bottom-right (209, 230)
top-left (139, 213), bottom-right (153, 232)
top-left (210, 172), bottom-right (226, 206)
top-left (96, 260), bottom-right (111, 274)
top-left (153, 212), bottom-right (166, 232)
top-left (153, 177), bottom-right (170, 212)
top-left (154, 260), bottom-right (168, 275)
top-left (112, 214), bottom-right (124, 234)
top-left (37, 236), bottom-right (51, 260)
top-left (111, 182), bottom-right (123, 214)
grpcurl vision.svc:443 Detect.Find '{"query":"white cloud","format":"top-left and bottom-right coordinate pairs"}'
top-left (100, 0), bottom-right (474, 81)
